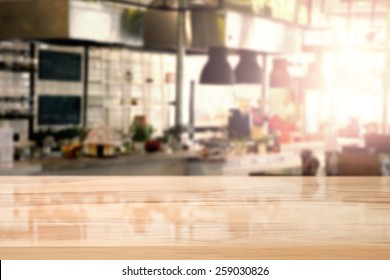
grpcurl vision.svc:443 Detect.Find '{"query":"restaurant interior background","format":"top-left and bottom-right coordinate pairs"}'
top-left (0, 0), bottom-right (389, 176)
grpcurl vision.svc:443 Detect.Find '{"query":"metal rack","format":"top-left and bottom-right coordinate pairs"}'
top-left (0, 41), bottom-right (34, 141)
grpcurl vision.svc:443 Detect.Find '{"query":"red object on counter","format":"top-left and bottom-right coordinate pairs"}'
top-left (144, 140), bottom-right (162, 153)
top-left (269, 115), bottom-right (296, 134)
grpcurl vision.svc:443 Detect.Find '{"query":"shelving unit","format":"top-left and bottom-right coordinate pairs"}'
top-left (87, 47), bottom-right (174, 136)
top-left (0, 41), bottom-right (34, 142)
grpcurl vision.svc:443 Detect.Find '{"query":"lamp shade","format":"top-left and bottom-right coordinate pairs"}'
top-left (270, 58), bottom-right (291, 88)
top-left (303, 62), bottom-right (323, 89)
top-left (200, 47), bottom-right (235, 85)
top-left (234, 50), bottom-right (262, 84)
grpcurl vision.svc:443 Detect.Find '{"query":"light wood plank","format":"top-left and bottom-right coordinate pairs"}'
top-left (1, 177), bottom-right (390, 259)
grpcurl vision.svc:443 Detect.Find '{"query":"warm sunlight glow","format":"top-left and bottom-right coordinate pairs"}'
top-left (321, 48), bottom-right (384, 130)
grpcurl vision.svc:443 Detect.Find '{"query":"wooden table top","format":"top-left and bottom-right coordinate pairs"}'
top-left (1, 177), bottom-right (390, 259)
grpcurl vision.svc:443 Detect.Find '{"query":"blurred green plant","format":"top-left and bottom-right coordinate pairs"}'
top-left (130, 123), bottom-right (153, 142)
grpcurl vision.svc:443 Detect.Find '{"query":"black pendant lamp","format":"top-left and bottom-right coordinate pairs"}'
top-left (270, 58), bottom-right (291, 88)
top-left (200, 47), bottom-right (235, 85)
top-left (234, 50), bottom-right (262, 84)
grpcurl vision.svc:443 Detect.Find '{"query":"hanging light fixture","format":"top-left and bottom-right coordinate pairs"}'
top-left (234, 50), bottom-right (262, 84)
top-left (303, 61), bottom-right (324, 90)
top-left (270, 58), bottom-right (291, 88)
top-left (200, 47), bottom-right (235, 85)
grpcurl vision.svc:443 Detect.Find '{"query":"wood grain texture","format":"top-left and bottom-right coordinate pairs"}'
top-left (1, 177), bottom-right (390, 259)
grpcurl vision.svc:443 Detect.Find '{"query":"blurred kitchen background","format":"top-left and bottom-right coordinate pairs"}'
top-left (0, 0), bottom-right (389, 176)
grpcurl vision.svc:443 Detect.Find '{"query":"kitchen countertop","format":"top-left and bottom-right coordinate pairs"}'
top-left (1, 177), bottom-right (390, 259)
top-left (38, 151), bottom-right (194, 171)
top-left (2, 139), bottom-right (351, 176)
top-left (34, 140), bottom-right (329, 170)
top-left (1, 138), bottom-right (362, 176)
top-left (0, 162), bottom-right (42, 175)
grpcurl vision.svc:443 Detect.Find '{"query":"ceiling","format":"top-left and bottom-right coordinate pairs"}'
top-left (100, 0), bottom-right (388, 13)
top-left (103, 0), bottom-right (218, 7)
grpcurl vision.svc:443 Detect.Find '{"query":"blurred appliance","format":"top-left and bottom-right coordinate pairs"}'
top-left (228, 109), bottom-right (250, 139)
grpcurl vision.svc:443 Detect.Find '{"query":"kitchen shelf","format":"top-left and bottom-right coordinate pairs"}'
top-left (0, 63), bottom-right (35, 73)
top-left (0, 48), bottom-right (29, 56)
top-left (0, 115), bottom-right (33, 120)
top-left (0, 68), bottom-right (32, 73)
top-left (0, 42), bottom-right (34, 144)
top-left (0, 96), bottom-right (32, 102)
